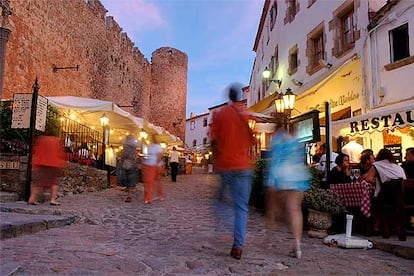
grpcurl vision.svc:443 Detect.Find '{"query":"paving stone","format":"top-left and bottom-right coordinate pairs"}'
top-left (0, 167), bottom-right (413, 275)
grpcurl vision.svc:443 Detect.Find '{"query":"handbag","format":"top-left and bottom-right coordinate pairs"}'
top-left (122, 159), bottom-right (134, 170)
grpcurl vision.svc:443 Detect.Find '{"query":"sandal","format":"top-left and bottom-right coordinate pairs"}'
top-left (288, 249), bottom-right (302, 259)
top-left (50, 202), bottom-right (61, 206)
top-left (125, 196), bottom-right (132, 202)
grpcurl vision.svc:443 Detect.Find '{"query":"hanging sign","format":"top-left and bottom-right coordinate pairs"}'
top-left (349, 110), bottom-right (414, 134)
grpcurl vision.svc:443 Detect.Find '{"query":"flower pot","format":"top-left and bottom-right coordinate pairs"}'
top-left (307, 208), bottom-right (332, 238)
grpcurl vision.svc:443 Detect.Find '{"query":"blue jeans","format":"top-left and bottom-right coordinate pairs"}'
top-left (220, 170), bottom-right (253, 249)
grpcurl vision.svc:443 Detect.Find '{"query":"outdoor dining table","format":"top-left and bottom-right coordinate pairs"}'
top-left (329, 180), bottom-right (375, 218)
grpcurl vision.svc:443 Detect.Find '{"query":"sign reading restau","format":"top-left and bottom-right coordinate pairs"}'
top-left (349, 110), bottom-right (414, 134)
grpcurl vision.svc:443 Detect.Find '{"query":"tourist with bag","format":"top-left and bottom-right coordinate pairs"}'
top-left (142, 135), bottom-right (165, 204)
top-left (121, 134), bottom-right (138, 202)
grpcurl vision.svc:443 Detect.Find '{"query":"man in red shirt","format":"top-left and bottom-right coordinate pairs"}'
top-left (210, 83), bottom-right (254, 260)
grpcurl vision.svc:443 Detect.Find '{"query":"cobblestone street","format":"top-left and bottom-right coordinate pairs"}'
top-left (1, 167), bottom-right (413, 275)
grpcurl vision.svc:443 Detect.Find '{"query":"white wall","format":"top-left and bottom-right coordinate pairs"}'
top-left (368, 1), bottom-right (414, 107)
top-left (249, 0), bottom-right (372, 111)
top-left (185, 113), bottom-right (209, 153)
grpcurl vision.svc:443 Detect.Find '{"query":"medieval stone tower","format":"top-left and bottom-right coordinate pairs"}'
top-left (0, 0), bottom-right (187, 140)
top-left (150, 47), bottom-right (187, 141)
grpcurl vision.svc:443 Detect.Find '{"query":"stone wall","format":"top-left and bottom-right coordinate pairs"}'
top-left (0, 154), bottom-right (28, 198)
top-left (0, 154), bottom-right (109, 200)
top-left (1, 0), bottom-right (187, 138)
top-left (60, 162), bottom-right (109, 195)
top-left (150, 47), bottom-right (188, 140)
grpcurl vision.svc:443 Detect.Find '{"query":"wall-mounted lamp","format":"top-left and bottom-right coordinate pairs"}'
top-left (283, 88), bottom-right (296, 110)
top-left (160, 142), bottom-right (167, 148)
top-left (52, 64), bottom-right (79, 73)
top-left (262, 67), bottom-right (282, 88)
top-left (319, 59), bottom-right (332, 69)
top-left (292, 79), bottom-right (303, 87)
top-left (274, 93), bottom-right (285, 113)
top-left (274, 88), bottom-right (296, 129)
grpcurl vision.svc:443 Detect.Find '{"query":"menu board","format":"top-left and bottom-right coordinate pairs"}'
top-left (292, 117), bottom-right (314, 143)
top-left (35, 95), bottom-right (48, 132)
top-left (384, 144), bottom-right (402, 164)
top-left (11, 93), bottom-right (48, 131)
top-left (11, 93), bottom-right (32, 129)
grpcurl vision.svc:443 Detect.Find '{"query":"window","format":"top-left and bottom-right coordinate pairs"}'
top-left (203, 137), bottom-right (207, 145)
top-left (190, 120), bottom-right (195, 130)
top-left (284, 0), bottom-right (299, 24)
top-left (290, 0), bottom-right (297, 16)
top-left (341, 9), bottom-right (355, 49)
top-left (288, 45), bottom-right (299, 75)
top-left (203, 118), bottom-right (208, 127)
top-left (331, 2), bottom-right (360, 58)
top-left (271, 45), bottom-right (279, 74)
top-left (270, 1), bottom-right (277, 31)
top-left (389, 23), bottom-right (409, 63)
top-left (261, 79), bottom-right (267, 99)
top-left (306, 22), bottom-right (325, 74)
top-left (192, 139), bottom-right (197, 147)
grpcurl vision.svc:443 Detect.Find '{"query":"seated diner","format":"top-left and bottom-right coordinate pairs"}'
top-left (372, 148), bottom-right (407, 197)
top-left (328, 153), bottom-right (352, 184)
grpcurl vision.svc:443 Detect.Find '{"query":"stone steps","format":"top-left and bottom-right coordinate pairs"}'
top-left (0, 191), bottom-right (19, 203)
top-left (0, 201), bottom-right (75, 240)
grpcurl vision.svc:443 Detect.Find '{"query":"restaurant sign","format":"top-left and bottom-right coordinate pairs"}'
top-left (350, 110), bottom-right (413, 134)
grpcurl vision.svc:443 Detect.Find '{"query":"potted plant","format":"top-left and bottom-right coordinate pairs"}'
top-left (303, 187), bottom-right (346, 238)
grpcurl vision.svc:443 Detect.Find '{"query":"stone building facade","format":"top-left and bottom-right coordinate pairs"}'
top-left (1, 0), bottom-right (187, 139)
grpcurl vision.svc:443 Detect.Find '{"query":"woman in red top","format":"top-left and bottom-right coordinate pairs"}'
top-left (28, 135), bottom-right (65, 205)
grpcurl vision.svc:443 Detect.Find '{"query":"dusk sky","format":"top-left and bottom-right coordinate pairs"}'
top-left (100, 0), bottom-right (263, 118)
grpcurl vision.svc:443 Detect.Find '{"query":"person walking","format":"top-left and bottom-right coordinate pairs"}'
top-left (209, 83), bottom-right (255, 260)
top-left (121, 134), bottom-right (138, 203)
top-left (266, 128), bottom-right (310, 259)
top-left (142, 135), bottom-right (165, 204)
top-left (169, 146), bottom-right (180, 182)
top-left (28, 134), bottom-right (65, 206)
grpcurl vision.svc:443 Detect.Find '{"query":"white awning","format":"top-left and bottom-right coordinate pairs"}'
top-left (332, 100), bottom-right (414, 137)
top-left (47, 96), bottom-right (181, 145)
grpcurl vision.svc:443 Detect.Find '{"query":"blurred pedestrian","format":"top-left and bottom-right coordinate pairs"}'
top-left (209, 83), bottom-right (255, 260)
top-left (142, 135), bottom-right (165, 204)
top-left (169, 146), bottom-right (179, 182)
top-left (28, 134), bottom-right (65, 206)
top-left (121, 134), bottom-right (138, 202)
top-left (266, 128), bottom-right (310, 259)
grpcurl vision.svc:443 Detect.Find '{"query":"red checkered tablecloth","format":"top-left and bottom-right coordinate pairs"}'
top-left (330, 180), bottom-right (374, 217)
